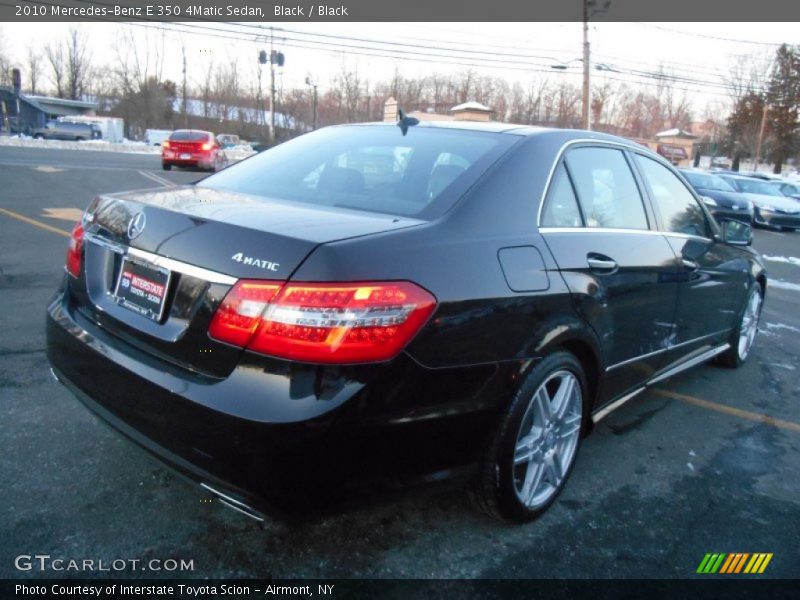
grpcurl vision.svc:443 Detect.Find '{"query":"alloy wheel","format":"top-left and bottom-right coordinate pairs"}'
top-left (512, 370), bottom-right (582, 509)
top-left (738, 288), bottom-right (762, 360)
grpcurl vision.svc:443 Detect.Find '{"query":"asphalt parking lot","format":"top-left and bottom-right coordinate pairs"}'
top-left (1, 144), bottom-right (798, 579)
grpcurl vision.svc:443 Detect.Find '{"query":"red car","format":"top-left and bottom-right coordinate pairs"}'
top-left (161, 130), bottom-right (225, 171)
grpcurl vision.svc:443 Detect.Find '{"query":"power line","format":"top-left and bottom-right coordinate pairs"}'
top-left (4, 1), bottom-right (771, 102)
top-left (634, 23), bottom-right (784, 47)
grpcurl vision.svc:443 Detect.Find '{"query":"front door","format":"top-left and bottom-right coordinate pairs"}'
top-left (631, 153), bottom-right (749, 367)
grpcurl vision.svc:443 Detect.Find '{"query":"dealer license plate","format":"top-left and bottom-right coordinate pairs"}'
top-left (113, 257), bottom-right (171, 322)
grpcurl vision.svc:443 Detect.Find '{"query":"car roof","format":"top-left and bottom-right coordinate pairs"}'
top-left (336, 121), bottom-right (648, 149)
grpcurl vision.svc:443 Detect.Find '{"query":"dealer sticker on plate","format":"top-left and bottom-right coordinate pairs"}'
top-left (113, 258), bottom-right (171, 322)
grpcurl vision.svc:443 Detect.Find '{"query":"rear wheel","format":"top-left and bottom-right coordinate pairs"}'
top-left (717, 283), bottom-right (763, 368)
top-left (472, 351), bottom-right (586, 522)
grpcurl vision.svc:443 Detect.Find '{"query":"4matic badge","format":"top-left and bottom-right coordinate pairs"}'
top-left (231, 252), bottom-right (280, 272)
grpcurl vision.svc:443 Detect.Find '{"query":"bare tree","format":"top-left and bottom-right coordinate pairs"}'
top-left (45, 42), bottom-right (65, 98)
top-left (26, 46), bottom-right (42, 94)
top-left (0, 27), bottom-right (11, 87)
top-left (66, 28), bottom-right (91, 100)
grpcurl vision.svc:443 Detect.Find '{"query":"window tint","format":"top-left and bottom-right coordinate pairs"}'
top-left (541, 163), bottom-right (582, 227)
top-left (200, 126), bottom-right (509, 218)
top-left (565, 147), bottom-right (648, 230)
top-left (635, 155), bottom-right (709, 238)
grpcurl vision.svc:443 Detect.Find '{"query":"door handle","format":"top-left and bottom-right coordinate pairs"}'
top-left (682, 259), bottom-right (699, 271)
top-left (587, 257), bottom-right (618, 271)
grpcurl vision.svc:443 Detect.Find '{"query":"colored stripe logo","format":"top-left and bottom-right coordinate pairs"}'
top-left (697, 553), bottom-right (772, 574)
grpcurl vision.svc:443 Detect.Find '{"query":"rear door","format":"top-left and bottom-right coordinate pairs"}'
top-left (631, 153), bottom-right (748, 366)
top-left (539, 144), bottom-right (680, 401)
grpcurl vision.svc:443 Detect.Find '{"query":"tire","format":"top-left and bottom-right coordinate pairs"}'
top-left (75, 137), bottom-right (85, 142)
top-left (162, 163), bottom-right (172, 171)
top-left (472, 351), bottom-right (587, 522)
top-left (33, 134), bottom-right (44, 140)
top-left (716, 283), bottom-right (763, 368)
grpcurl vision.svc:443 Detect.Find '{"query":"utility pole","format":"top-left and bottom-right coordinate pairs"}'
top-left (182, 46), bottom-right (188, 128)
top-left (269, 27), bottom-right (276, 145)
top-left (753, 102), bottom-right (769, 172)
top-left (582, 0), bottom-right (590, 130)
top-left (306, 76), bottom-right (318, 130)
top-left (581, 0), bottom-right (609, 131)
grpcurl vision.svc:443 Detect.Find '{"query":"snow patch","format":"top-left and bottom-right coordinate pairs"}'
top-left (768, 280), bottom-right (800, 293)
top-left (0, 135), bottom-right (160, 155)
top-left (763, 255), bottom-right (800, 267)
top-left (765, 322), bottom-right (800, 334)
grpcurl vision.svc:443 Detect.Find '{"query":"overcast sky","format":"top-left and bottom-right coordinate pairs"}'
top-left (1, 22), bottom-right (797, 115)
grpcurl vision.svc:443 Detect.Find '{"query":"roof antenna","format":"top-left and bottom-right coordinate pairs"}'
top-left (397, 108), bottom-right (419, 136)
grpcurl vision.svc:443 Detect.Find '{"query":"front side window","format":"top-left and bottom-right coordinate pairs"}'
top-left (635, 155), bottom-right (709, 238)
top-left (564, 147), bottom-right (648, 230)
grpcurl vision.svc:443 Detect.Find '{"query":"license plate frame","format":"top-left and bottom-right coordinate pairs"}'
top-left (113, 256), bottom-right (172, 322)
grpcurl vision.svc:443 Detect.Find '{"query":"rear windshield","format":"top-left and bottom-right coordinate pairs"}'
top-left (170, 131), bottom-right (211, 141)
top-left (198, 125), bottom-right (515, 218)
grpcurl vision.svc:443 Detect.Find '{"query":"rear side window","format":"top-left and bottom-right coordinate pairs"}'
top-left (634, 155), bottom-right (709, 238)
top-left (565, 147), bottom-right (648, 230)
top-left (170, 131), bottom-right (211, 142)
top-left (541, 164), bottom-right (582, 227)
top-left (200, 125), bottom-right (513, 218)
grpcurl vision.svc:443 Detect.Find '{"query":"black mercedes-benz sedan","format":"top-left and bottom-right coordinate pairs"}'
top-left (46, 122), bottom-right (766, 522)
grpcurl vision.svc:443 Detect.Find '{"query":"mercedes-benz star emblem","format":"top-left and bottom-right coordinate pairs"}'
top-left (127, 212), bottom-right (146, 240)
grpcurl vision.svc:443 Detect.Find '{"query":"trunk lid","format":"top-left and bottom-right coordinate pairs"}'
top-left (72, 186), bottom-right (423, 376)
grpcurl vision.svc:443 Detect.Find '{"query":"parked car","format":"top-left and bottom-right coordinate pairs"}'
top-left (32, 120), bottom-right (101, 141)
top-left (161, 129), bottom-right (224, 171)
top-left (767, 180), bottom-right (800, 202)
top-left (216, 133), bottom-right (240, 148)
top-left (678, 169), bottom-right (754, 224)
top-left (718, 174), bottom-right (800, 231)
top-left (47, 123), bottom-right (766, 522)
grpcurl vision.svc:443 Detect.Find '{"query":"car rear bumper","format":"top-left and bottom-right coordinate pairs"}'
top-left (162, 152), bottom-right (214, 168)
top-left (46, 288), bottom-right (503, 513)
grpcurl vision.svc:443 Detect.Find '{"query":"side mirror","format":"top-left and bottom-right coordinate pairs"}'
top-left (719, 218), bottom-right (752, 246)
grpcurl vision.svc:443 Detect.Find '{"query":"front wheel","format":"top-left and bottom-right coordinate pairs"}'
top-left (162, 163), bottom-right (172, 171)
top-left (717, 283), bottom-right (763, 368)
top-left (472, 351), bottom-right (587, 522)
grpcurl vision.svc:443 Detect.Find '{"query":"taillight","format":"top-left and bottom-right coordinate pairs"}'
top-left (201, 142), bottom-right (213, 151)
top-left (66, 221), bottom-right (84, 277)
top-left (162, 141), bottom-right (170, 149)
top-left (209, 280), bottom-right (436, 364)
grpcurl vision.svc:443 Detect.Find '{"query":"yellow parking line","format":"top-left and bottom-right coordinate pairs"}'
top-left (653, 388), bottom-right (800, 433)
top-left (0, 207), bottom-right (71, 238)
